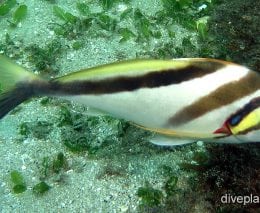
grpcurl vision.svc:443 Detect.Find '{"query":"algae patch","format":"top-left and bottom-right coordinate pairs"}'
top-left (10, 170), bottom-right (27, 194)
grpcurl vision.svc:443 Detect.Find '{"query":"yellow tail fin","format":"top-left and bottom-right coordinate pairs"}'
top-left (0, 55), bottom-right (44, 118)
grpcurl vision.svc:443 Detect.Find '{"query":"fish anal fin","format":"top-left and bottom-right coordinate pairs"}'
top-left (133, 123), bottom-right (223, 139)
top-left (149, 134), bottom-right (194, 146)
top-left (84, 107), bottom-right (109, 117)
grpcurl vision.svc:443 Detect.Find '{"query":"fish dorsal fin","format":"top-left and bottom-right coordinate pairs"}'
top-left (149, 134), bottom-right (194, 146)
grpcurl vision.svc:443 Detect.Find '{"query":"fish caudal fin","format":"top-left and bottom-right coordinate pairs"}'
top-left (0, 55), bottom-right (45, 119)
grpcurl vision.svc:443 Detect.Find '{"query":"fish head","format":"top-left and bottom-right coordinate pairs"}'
top-left (214, 97), bottom-right (260, 143)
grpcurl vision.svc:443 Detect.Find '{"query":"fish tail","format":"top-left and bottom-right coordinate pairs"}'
top-left (0, 55), bottom-right (48, 119)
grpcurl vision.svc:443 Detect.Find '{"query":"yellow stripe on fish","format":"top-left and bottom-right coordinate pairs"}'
top-left (230, 108), bottom-right (260, 135)
top-left (0, 55), bottom-right (259, 145)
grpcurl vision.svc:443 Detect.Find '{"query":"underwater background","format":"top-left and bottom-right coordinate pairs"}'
top-left (0, 0), bottom-right (259, 212)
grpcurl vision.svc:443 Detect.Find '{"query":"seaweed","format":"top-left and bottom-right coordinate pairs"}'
top-left (39, 152), bottom-right (68, 181)
top-left (137, 182), bottom-right (163, 207)
top-left (53, 6), bottom-right (76, 24)
top-left (136, 175), bottom-right (180, 211)
top-left (51, 5), bottom-right (92, 40)
top-left (63, 135), bottom-right (91, 153)
top-left (33, 181), bottom-right (50, 195)
top-left (100, 0), bottom-right (115, 11)
top-left (164, 176), bottom-right (178, 197)
top-left (0, 33), bottom-right (24, 58)
top-left (10, 170), bottom-right (27, 194)
top-left (11, 4), bottom-right (27, 26)
top-left (0, 0), bottom-right (16, 16)
top-left (40, 97), bottom-right (51, 106)
top-left (196, 16), bottom-right (209, 41)
top-left (76, 3), bottom-right (90, 16)
top-left (72, 41), bottom-right (82, 50)
top-left (55, 104), bottom-right (126, 155)
top-left (18, 122), bottom-right (30, 136)
top-left (18, 121), bottom-right (52, 139)
top-left (26, 39), bottom-right (63, 74)
top-left (134, 9), bottom-right (152, 41)
top-left (52, 17), bottom-right (93, 40)
top-left (52, 152), bottom-right (66, 173)
top-left (118, 28), bottom-right (135, 43)
top-left (96, 14), bottom-right (117, 32)
top-left (120, 7), bottom-right (133, 20)
top-left (57, 105), bottom-right (73, 127)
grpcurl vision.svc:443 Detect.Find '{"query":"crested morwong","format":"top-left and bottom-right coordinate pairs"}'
top-left (0, 55), bottom-right (259, 145)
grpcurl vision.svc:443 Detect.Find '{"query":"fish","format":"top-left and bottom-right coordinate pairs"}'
top-left (0, 55), bottom-right (259, 145)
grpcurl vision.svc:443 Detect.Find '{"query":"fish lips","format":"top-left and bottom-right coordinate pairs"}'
top-left (214, 121), bottom-right (232, 135)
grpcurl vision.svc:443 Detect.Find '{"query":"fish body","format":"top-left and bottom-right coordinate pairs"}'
top-left (0, 56), bottom-right (259, 145)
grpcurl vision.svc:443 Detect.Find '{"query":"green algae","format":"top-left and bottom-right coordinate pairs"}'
top-left (164, 176), bottom-right (178, 197)
top-left (12, 184), bottom-right (27, 194)
top-left (38, 152), bottom-right (68, 181)
top-left (11, 170), bottom-right (25, 185)
top-left (10, 170), bottom-right (27, 194)
top-left (197, 22), bottom-right (208, 40)
top-left (100, 0), bottom-right (115, 11)
top-left (118, 28), bottom-right (135, 43)
top-left (0, 0), bottom-right (16, 16)
top-left (18, 121), bottom-right (52, 139)
top-left (0, 1), bottom-right (28, 27)
top-left (26, 39), bottom-right (63, 73)
top-left (52, 152), bottom-right (66, 173)
top-left (76, 3), bottom-right (90, 16)
top-left (57, 105), bottom-right (73, 127)
top-left (40, 97), bottom-right (51, 106)
top-left (33, 181), bottom-right (50, 195)
top-left (12, 5), bottom-right (27, 25)
top-left (18, 122), bottom-right (30, 136)
top-left (47, 0), bottom-right (213, 50)
top-left (72, 41), bottom-right (82, 50)
top-left (137, 182), bottom-right (163, 207)
top-left (0, 33), bottom-right (24, 58)
top-left (137, 175), bottom-right (179, 211)
top-left (53, 6), bottom-right (77, 23)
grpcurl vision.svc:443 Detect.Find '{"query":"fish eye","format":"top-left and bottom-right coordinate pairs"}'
top-left (229, 114), bottom-right (242, 126)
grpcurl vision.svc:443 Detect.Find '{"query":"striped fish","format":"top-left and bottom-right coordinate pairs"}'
top-left (0, 55), bottom-right (259, 145)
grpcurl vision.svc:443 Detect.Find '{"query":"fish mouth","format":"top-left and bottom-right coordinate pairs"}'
top-left (214, 122), bottom-right (232, 135)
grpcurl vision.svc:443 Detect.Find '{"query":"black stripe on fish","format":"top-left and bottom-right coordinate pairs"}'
top-left (48, 61), bottom-right (224, 95)
top-left (168, 71), bottom-right (260, 126)
top-left (0, 60), bottom-right (223, 119)
top-left (227, 96), bottom-right (260, 127)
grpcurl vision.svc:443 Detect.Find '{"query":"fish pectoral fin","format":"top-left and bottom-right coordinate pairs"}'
top-left (149, 134), bottom-right (195, 146)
